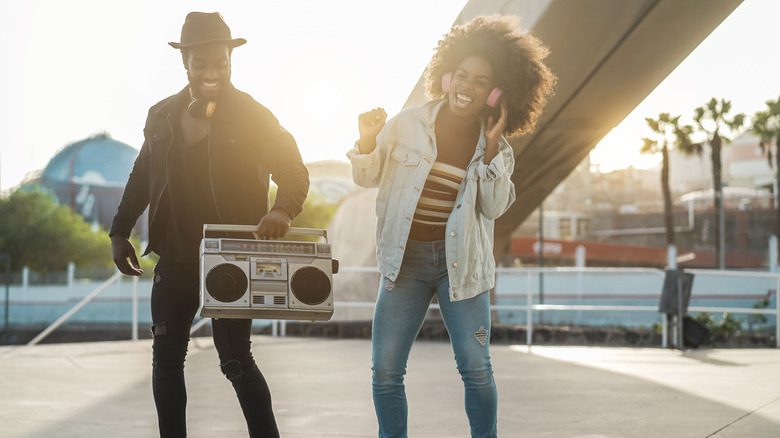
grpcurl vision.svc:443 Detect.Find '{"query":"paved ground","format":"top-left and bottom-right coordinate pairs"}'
top-left (1, 337), bottom-right (779, 437)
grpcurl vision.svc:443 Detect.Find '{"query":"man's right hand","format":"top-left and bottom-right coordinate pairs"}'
top-left (111, 235), bottom-right (143, 276)
top-left (357, 107), bottom-right (387, 154)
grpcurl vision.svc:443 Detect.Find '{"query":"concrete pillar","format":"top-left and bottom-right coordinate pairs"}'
top-left (770, 235), bottom-right (778, 272)
top-left (667, 245), bottom-right (677, 269)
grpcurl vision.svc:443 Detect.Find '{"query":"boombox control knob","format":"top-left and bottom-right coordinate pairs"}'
top-left (290, 266), bottom-right (331, 306)
top-left (206, 264), bottom-right (248, 303)
top-left (332, 259), bottom-right (339, 274)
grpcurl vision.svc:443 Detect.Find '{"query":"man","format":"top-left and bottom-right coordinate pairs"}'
top-left (109, 12), bottom-right (308, 437)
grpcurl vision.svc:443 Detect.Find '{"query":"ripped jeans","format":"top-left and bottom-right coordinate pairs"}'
top-left (371, 240), bottom-right (497, 438)
top-left (150, 260), bottom-right (279, 438)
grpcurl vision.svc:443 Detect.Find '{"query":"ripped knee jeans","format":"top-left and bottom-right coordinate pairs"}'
top-left (150, 259), bottom-right (279, 438)
top-left (371, 240), bottom-right (498, 438)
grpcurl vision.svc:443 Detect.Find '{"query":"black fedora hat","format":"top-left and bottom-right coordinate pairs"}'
top-left (168, 12), bottom-right (246, 49)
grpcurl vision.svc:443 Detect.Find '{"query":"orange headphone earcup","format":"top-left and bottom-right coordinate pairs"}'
top-left (187, 99), bottom-right (216, 118)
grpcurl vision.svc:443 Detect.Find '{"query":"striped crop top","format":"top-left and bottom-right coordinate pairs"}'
top-left (412, 161), bottom-right (467, 226)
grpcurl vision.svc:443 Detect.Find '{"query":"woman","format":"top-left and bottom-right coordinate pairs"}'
top-left (348, 15), bottom-right (555, 437)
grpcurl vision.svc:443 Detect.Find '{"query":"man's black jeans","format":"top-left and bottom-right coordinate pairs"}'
top-left (150, 260), bottom-right (279, 438)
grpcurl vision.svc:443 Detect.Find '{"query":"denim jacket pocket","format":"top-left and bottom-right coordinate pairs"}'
top-left (389, 147), bottom-right (423, 190)
top-left (390, 147), bottom-right (422, 166)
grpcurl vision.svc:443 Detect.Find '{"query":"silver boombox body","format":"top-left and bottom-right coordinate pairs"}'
top-left (199, 225), bottom-right (336, 321)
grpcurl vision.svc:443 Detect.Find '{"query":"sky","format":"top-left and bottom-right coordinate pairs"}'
top-left (0, 0), bottom-right (466, 191)
top-left (1, 0), bottom-right (779, 191)
top-left (590, 0), bottom-right (780, 172)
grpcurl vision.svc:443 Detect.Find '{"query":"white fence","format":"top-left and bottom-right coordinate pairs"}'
top-left (7, 266), bottom-right (779, 348)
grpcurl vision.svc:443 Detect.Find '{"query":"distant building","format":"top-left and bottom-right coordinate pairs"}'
top-left (665, 132), bottom-right (772, 194)
top-left (724, 132), bottom-right (775, 192)
top-left (511, 134), bottom-right (777, 269)
top-left (22, 133), bottom-right (147, 238)
top-left (305, 160), bottom-right (354, 204)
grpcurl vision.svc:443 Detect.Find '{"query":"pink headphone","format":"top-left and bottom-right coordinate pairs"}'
top-left (442, 72), bottom-right (503, 108)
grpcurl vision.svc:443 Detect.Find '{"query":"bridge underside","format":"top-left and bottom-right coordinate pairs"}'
top-left (403, 0), bottom-right (742, 252)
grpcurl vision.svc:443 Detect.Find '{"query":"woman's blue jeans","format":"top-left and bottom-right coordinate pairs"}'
top-left (371, 240), bottom-right (498, 438)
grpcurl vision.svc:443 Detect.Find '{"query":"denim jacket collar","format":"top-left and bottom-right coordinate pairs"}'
top-left (419, 99), bottom-right (488, 165)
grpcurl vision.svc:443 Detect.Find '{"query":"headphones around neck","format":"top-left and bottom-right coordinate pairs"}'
top-left (441, 72), bottom-right (502, 108)
top-left (187, 88), bottom-right (217, 118)
top-left (187, 98), bottom-right (217, 119)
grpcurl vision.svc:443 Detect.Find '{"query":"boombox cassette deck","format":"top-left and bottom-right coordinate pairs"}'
top-left (199, 225), bottom-right (338, 321)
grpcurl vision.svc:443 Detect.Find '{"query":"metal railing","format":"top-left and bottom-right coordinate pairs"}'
top-left (494, 267), bottom-right (668, 346)
top-left (684, 268), bottom-right (780, 348)
top-left (27, 271), bottom-right (124, 346)
top-left (334, 266), bottom-right (779, 348)
top-left (19, 266), bottom-right (780, 348)
top-left (23, 270), bottom-right (209, 345)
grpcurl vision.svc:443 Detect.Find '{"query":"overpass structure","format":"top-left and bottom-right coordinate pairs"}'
top-left (403, 0), bottom-right (743, 254)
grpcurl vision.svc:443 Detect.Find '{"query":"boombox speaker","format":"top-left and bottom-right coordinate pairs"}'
top-left (199, 224), bottom-right (338, 321)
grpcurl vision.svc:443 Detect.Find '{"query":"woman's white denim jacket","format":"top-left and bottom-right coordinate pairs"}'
top-left (347, 99), bottom-right (516, 301)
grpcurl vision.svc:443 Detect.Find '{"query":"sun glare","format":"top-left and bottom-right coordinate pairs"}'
top-left (590, 125), bottom-right (662, 173)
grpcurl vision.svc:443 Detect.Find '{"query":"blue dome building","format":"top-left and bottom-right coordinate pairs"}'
top-left (35, 133), bottom-right (146, 238)
top-left (42, 133), bottom-right (137, 187)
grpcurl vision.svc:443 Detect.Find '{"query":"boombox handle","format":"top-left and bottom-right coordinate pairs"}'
top-left (202, 224), bottom-right (328, 242)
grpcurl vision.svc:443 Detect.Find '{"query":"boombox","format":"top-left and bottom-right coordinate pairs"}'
top-left (199, 225), bottom-right (337, 321)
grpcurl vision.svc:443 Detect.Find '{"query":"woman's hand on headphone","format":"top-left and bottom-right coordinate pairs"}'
top-left (357, 107), bottom-right (387, 154)
top-left (484, 102), bottom-right (508, 163)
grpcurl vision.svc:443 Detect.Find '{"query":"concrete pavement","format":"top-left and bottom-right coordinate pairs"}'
top-left (1, 337), bottom-right (779, 437)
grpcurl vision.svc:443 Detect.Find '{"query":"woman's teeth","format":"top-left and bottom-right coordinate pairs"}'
top-left (455, 93), bottom-right (472, 107)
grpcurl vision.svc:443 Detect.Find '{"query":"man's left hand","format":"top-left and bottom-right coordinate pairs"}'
top-left (255, 209), bottom-right (291, 239)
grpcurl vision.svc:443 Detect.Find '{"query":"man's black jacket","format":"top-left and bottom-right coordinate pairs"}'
top-left (109, 85), bottom-right (309, 256)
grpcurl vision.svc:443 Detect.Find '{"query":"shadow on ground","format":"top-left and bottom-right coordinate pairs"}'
top-left (3, 338), bottom-right (778, 438)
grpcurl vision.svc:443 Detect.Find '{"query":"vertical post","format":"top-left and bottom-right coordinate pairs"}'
top-left (22, 266), bottom-right (29, 294)
top-left (575, 245), bottom-right (586, 268)
top-left (718, 190), bottom-right (726, 270)
top-left (676, 272), bottom-right (684, 349)
top-left (271, 320), bottom-right (278, 337)
top-left (66, 262), bottom-right (75, 289)
top-left (1, 254), bottom-right (9, 332)
top-left (667, 249), bottom-right (678, 349)
top-left (770, 236), bottom-right (778, 272)
top-left (662, 313), bottom-right (668, 348)
top-left (281, 320), bottom-right (287, 337)
top-left (131, 275), bottom-right (139, 341)
top-left (3, 275), bottom-right (8, 332)
top-left (526, 271), bottom-right (533, 347)
top-left (776, 276), bottom-right (779, 348)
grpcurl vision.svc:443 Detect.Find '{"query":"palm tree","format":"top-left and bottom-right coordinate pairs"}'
top-left (752, 97), bottom-right (780, 249)
top-left (690, 98), bottom-right (745, 269)
top-left (640, 113), bottom-right (701, 248)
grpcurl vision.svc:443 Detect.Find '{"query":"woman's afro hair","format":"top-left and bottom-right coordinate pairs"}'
top-left (425, 15), bottom-right (556, 137)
